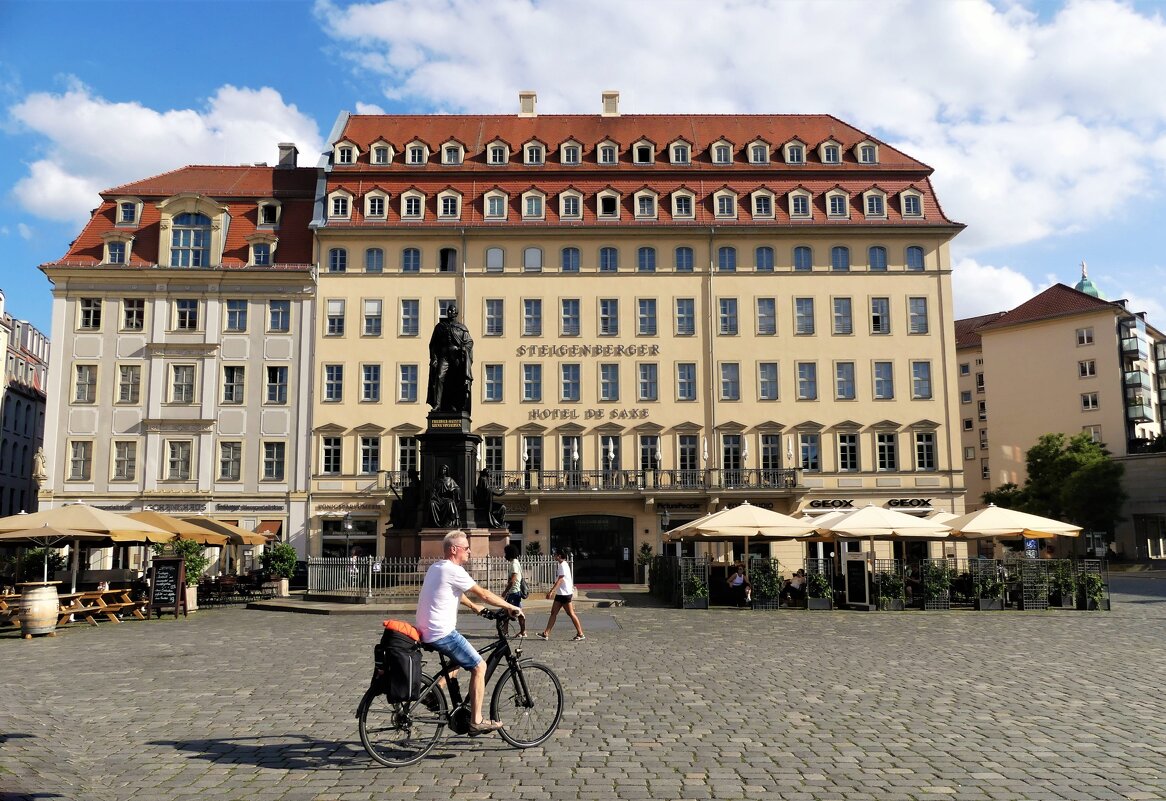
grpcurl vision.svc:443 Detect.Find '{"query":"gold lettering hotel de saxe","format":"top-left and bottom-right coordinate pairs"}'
top-left (39, 92), bottom-right (969, 582)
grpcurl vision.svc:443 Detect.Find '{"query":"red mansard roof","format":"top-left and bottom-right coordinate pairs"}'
top-left (976, 284), bottom-right (1124, 332)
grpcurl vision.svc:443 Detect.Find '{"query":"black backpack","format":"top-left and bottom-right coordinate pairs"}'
top-left (373, 627), bottom-right (422, 703)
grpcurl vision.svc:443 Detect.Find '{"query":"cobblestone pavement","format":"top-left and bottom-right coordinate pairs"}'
top-left (4, 577), bottom-right (1166, 801)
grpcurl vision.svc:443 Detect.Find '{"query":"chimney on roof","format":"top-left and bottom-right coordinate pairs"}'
top-left (518, 91), bottom-right (537, 117)
top-left (277, 143), bottom-right (298, 168)
top-left (601, 91), bottom-right (620, 117)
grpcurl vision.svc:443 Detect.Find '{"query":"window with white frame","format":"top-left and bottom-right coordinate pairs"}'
top-left (759, 362), bottom-right (778, 401)
top-left (598, 191), bottom-right (620, 219)
top-left (327, 247), bottom-right (347, 273)
top-left (713, 143), bottom-right (732, 164)
top-left (523, 299), bottom-right (542, 336)
top-left (522, 192), bottom-right (544, 220)
top-left (833, 297), bottom-right (853, 335)
top-left (402, 192), bottom-right (424, 219)
top-left (598, 143), bottom-right (617, 164)
top-left (325, 299), bottom-right (345, 336)
top-left (439, 192), bottom-right (461, 219)
top-left (170, 212), bottom-right (211, 267)
top-left (858, 143), bottom-right (878, 164)
top-left (219, 441), bottom-right (242, 481)
top-left (752, 191), bottom-right (774, 218)
top-left (876, 432), bottom-right (897, 470)
top-left (69, 440), bottom-right (93, 481)
top-left (600, 363), bottom-right (620, 401)
top-left (442, 143), bottom-right (463, 165)
top-left (827, 192), bottom-right (848, 218)
top-left (676, 298), bottom-right (695, 335)
top-left (864, 192), bottom-right (886, 217)
top-left (870, 297), bottom-right (891, 334)
top-left (323, 364), bottom-right (343, 402)
top-left (112, 441), bottom-right (137, 481)
top-left (677, 363), bottom-right (697, 401)
top-left (784, 142), bottom-right (805, 164)
top-left (914, 432), bottom-right (936, 471)
top-left (820, 142), bottom-right (841, 164)
top-left (118, 364), bottom-right (142, 404)
top-left (912, 361), bottom-right (933, 399)
top-left (524, 143), bottom-right (544, 165)
top-left (639, 363), bottom-right (658, 401)
top-left (638, 298), bottom-right (657, 335)
top-left (266, 366), bottom-right (288, 404)
top-left (329, 193), bottom-right (351, 219)
top-left (73, 364), bottom-right (97, 404)
top-left (224, 299), bottom-right (248, 332)
top-left (633, 143), bottom-right (654, 164)
top-left (484, 192), bottom-right (507, 219)
top-left (407, 144), bottom-right (427, 165)
top-left (372, 144), bottom-right (391, 164)
top-left (258, 201), bottom-right (279, 226)
top-left (873, 361), bottom-right (894, 400)
top-left (334, 142), bottom-right (357, 164)
top-left (757, 298), bottom-right (776, 335)
top-left (251, 242), bottom-right (271, 266)
top-left (400, 300), bottom-right (419, 336)
top-left (1081, 392), bottom-right (1099, 411)
top-left (399, 364), bottom-right (418, 402)
top-left (800, 433), bottom-right (820, 471)
top-left (174, 298), bottom-right (199, 330)
top-left (908, 297), bottom-right (929, 334)
top-left (835, 362), bottom-right (856, 400)
top-left (321, 437), bottom-right (342, 475)
top-left (901, 191), bottom-right (923, 217)
top-left (561, 364), bottom-right (580, 401)
top-left (561, 298), bottom-right (580, 335)
top-left (167, 440), bottom-right (193, 480)
top-left (362, 364), bottom-right (382, 402)
top-left (635, 191), bottom-right (657, 219)
top-left (268, 300), bottom-right (290, 332)
top-left (789, 191), bottom-right (811, 218)
top-left (838, 433), bottom-right (859, 471)
top-left (599, 299), bottom-right (619, 335)
top-left (1079, 359), bottom-right (1097, 378)
top-left (671, 142), bottom-right (691, 164)
top-left (1077, 327), bottom-right (1094, 346)
top-left (672, 191), bottom-right (694, 219)
top-left (484, 364), bottom-right (503, 402)
top-left (750, 143), bottom-right (769, 164)
top-left (719, 298), bottom-right (739, 335)
top-left (263, 442), bottom-right (286, 480)
top-left (365, 193), bottom-right (387, 219)
top-left (485, 298), bottom-right (504, 336)
top-left (560, 192), bottom-right (582, 219)
top-left (523, 364), bottom-right (542, 401)
top-left (720, 363), bottom-right (740, 400)
top-left (715, 192), bottom-right (737, 218)
top-left (488, 143), bottom-right (508, 165)
top-left (118, 199), bottom-right (141, 225)
top-left (795, 298), bottom-right (815, 335)
top-left (222, 365), bottom-right (244, 404)
top-left (797, 362), bottom-right (817, 400)
top-left (561, 142), bottom-right (581, 165)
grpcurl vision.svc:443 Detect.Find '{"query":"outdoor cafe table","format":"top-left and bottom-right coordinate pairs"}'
top-left (0, 592), bottom-right (19, 625)
top-left (57, 588), bottom-right (146, 626)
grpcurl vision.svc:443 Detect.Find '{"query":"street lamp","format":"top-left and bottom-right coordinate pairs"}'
top-left (343, 512), bottom-right (354, 557)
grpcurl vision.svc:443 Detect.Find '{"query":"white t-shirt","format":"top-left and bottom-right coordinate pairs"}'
top-left (416, 560), bottom-right (476, 642)
top-left (555, 559), bottom-right (575, 596)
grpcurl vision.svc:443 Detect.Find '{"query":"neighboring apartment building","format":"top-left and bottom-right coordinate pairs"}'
top-left (0, 289), bottom-right (50, 516)
top-left (309, 92), bottom-right (969, 580)
top-left (38, 146), bottom-right (317, 559)
top-left (956, 269), bottom-right (1166, 558)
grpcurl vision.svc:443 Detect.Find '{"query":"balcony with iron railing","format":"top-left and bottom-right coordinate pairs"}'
top-left (377, 467), bottom-right (800, 495)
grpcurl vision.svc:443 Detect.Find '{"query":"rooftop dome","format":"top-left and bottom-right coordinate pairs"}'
top-left (1074, 259), bottom-right (1104, 299)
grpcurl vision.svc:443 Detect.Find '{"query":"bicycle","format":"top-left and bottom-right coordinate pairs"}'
top-left (356, 609), bottom-right (565, 767)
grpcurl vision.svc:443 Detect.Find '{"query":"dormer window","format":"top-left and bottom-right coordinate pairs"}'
top-left (714, 189), bottom-right (737, 219)
top-left (102, 232), bottom-right (134, 265)
top-left (488, 143), bottom-right (509, 165)
top-left (670, 142), bottom-right (691, 165)
top-left (337, 146), bottom-right (354, 164)
top-left (633, 142), bottom-right (655, 164)
top-left (484, 190), bottom-right (509, 220)
top-left (857, 142), bottom-right (879, 164)
top-left (438, 190), bottom-right (461, 220)
top-left (407, 143), bottom-right (428, 165)
top-left (442, 144), bottom-right (464, 165)
top-left (751, 190), bottom-right (775, 219)
top-left (401, 190), bottom-right (425, 220)
top-left (784, 142), bottom-right (805, 165)
top-left (634, 189), bottom-right (658, 219)
top-left (826, 190), bottom-right (849, 218)
top-left (257, 200), bottom-right (281, 227)
top-left (371, 144), bottom-right (392, 165)
top-left (713, 142), bottom-right (733, 164)
top-left (671, 189), bottom-right (695, 219)
top-left (559, 190), bottom-right (583, 220)
top-left (598, 142), bottom-right (618, 164)
top-left (749, 143), bottom-right (770, 164)
top-left (900, 190), bottom-right (924, 218)
top-left (364, 191), bottom-right (388, 219)
top-left (788, 189), bottom-right (812, 219)
top-left (820, 141), bottom-right (842, 164)
top-left (328, 190), bottom-right (352, 220)
top-left (115, 198), bottom-right (142, 226)
top-left (560, 141), bottom-right (581, 165)
top-left (524, 143), bottom-right (545, 165)
top-left (863, 190), bottom-right (887, 218)
top-left (522, 190), bottom-right (545, 220)
top-left (598, 189), bottom-right (621, 219)
top-left (247, 234), bottom-right (277, 267)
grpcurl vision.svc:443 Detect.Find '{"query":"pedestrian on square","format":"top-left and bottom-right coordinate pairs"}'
top-left (538, 548), bottom-right (585, 641)
top-left (503, 543), bottom-right (527, 637)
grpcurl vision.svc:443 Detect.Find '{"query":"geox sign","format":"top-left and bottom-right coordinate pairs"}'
top-left (808, 499), bottom-right (855, 509)
top-left (887, 498), bottom-right (932, 508)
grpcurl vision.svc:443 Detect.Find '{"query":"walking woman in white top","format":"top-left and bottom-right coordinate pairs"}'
top-left (538, 548), bottom-right (585, 641)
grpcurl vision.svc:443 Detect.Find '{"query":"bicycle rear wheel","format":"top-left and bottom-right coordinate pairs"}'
top-left (358, 674), bottom-right (447, 766)
top-left (490, 660), bottom-right (564, 747)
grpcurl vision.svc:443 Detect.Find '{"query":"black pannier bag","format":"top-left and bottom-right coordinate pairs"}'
top-left (372, 620), bottom-right (422, 703)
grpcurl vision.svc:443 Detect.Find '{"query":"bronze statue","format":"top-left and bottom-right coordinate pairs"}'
top-left (426, 303), bottom-right (474, 414)
top-left (474, 468), bottom-right (507, 529)
top-left (388, 470), bottom-right (421, 530)
top-left (428, 465), bottom-right (461, 528)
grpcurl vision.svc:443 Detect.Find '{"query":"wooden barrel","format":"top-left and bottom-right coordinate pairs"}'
top-left (19, 584), bottom-right (59, 638)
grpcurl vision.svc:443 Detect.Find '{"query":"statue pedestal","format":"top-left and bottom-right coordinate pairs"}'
top-left (419, 528), bottom-right (510, 560)
top-left (419, 412), bottom-right (482, 529)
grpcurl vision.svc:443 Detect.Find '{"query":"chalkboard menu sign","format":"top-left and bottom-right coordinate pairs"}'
top-left (845, 559), bottom-right (869, 607)
top-left (149, 557), bottom-right (187, 618)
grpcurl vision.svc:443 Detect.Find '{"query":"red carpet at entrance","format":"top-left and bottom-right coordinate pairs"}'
top-left (576, 583), bottom-right (621, 590)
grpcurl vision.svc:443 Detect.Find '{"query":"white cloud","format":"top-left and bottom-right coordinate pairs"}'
top-left (7, 82), bottom-right (323, 224)
top-left (952, 257), bottom-right (1046, 319)
top-left (16, 222), bottom-right (31, 240)
top-left (354, 102), bottom-right (386, 115)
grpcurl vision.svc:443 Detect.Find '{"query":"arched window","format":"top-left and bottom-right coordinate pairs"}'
top-left (439, 247), bottom-right (458, 272)
top-left (793, 246), bottom-right (812, 272)
top-left (365, 248), bottom-right (384, 273)
top-left (637, 247), bottom-right (656, 273)
top-left (755, 246), bottom-right (774, 272)
top-left (830, 246), bottom-right (850, 272)
top-left (402, 248), bottom-right (421, 272)
top-left (868, 246), bottom-right (887, 272)
top-left (486, 247), bottom-right (505, 273)
top-left (328, 248), bottom-right (347, 273)
top-left (906, 246), bottom-right (925, 271)
top-left (523, 247), bottom-right (543, 273)
top-left (560, 247), bottom-right (580, 273)
top-left (599, 247), bottom-right (619, 272)
top-left (674, 246), bottom-right (694, 272)
top-left (170, 212), bottom-right (211, 267)
top-left (717, 246), bottom-right (736, 273)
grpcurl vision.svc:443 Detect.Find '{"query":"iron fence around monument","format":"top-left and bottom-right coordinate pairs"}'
top-left (306, 555), bottom-right (561, 600)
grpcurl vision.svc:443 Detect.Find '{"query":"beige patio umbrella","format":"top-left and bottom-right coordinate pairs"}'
top-left (816, 505), bottom-right (952, 539)
top-left (182, 516), bottom-right (268, 575)
top-left (944, 504), bottom-right (1081, 540)
top-left (0, 525), bottom-right (108, 582)
top-left (127, 511), bottom-right (229, 546)
top-left (661, 510), bottom-right (720, 542)
top-left (673, 502), bottom-right (816, 572)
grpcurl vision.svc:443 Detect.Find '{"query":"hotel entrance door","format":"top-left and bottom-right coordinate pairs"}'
top-left (550, 515), bottom-right (634, 584)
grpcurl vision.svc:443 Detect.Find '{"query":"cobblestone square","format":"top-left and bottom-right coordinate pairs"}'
top-left (3, 577), bottom-right (1166, 801)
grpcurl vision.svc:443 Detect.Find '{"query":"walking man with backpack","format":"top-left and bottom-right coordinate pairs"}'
top-left (416, 530), bottom-right (523, 735)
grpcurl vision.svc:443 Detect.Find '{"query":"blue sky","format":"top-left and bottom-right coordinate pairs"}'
top-left (3, 0), bottom-right (1165, 336)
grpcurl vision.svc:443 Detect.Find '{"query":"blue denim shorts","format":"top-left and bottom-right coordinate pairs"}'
top-left (428, 629), bottom-right (482, 670)
top-left (504, 591), bottom-right (523, 607)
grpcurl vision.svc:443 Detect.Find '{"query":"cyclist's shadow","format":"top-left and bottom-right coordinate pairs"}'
top-left (152, 733), bottom-right (502, 770)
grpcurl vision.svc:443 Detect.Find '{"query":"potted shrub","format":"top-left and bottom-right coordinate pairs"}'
top-left (1076, 572), bottom-right (1107, 610)
top-left (154, 539), bottom-right (211, 612)
top-left (974, 571), bottom-right (1004, 611)
top-left (921, 562), bottom-right (951, 610)
top-left (876, 571), bottom-right (905, 611)
top-left (1049, 562), bottom-right (1076, 608)
top-left (682, 573), bottom-right (709, 609)
top-left (260, 542), bottom-right (298, 597)
top-left (806, 571), bottom-right (832, 610)
top-left (636, 543), bottom-right (654, 584)
top-left (749, 561), bottom-right (783, 610)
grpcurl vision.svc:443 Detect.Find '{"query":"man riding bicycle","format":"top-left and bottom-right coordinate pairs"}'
top-left (416, 530), bottom-right (523, 735)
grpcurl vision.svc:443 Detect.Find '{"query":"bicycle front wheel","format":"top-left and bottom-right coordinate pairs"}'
top-left (490, 660), bottom-right (564, 747)
top-left (358, 674), bottom-right (447, 767)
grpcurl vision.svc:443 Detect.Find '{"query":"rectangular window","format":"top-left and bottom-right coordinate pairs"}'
top-left (484, 364), bottom-right (503, 402)
top-left (1081, 392), bottom-right (1099, 410)
top-left (835, 362), bottom-right (856, 400)
top-left (359, 437), bottom-right (380, 475)
top-left (561, 299), bottom-right (580, 336)
top-left (398, 364), bottom-right (417, 402)
top-left (167, 440), bottom-right (192, 481)
top-left (908, 297), bottom-right (929, 334)
top-left (223, 365), bottom-right (245, 404)
top-left (326, 299), bottom-right (345, 336)
top-left (795, 298), bottom-right (815, 335)
top-left (321, 437), bottom-right (342, 475)
top-left (756, 298), bottom-right (777, 335)
top-left (964, 446), bottom-right (975, 461)
top-left (399, 436), bottom-right (419, 474)
top-left (478, 298), bottom-right (502, 336)
top-left (797, 362), bottom-right (817, 400)
top-left (720, 363), bottom-right (740, 400)
top-left (1078, 359), bottom-right (1096, 378)
top-left (324, 364), bottom-right (343, 402)
top-left (266, 366), bottom-right (288, 404)
top-left (264, 442), bottom-right (286, 481)
top-left (563, 145), bottom-right (580, 164)
top-left (69, 441), bottom-right (93, 481)
top-left (638, 363), bottom-right (658, 401)
top-left (980, 429), bottom-right (989, 449)
top-left (832, 298), bottom-right (853, 335)
top-left (674, 246), bottom-right (694, 271)
top-left (269, 300), bottom-right (290, 332)
top-left (122, 299), bottom-right (145, 331)
top-left (800, 434), bottom-right (820, 472)
top-left (400, 300), bottom-right (419, 336)
top-left (112, 441), bottom-right (137, 481)
top-left (116, 365), bottom-right (140, 404)
top-left (915, 432), bottom-right (936, 471)
top-left (759, 362), bottom-right (778, 401)
top-left (638, 299), bottom-right (657, 336)
top-left (719, 298), bottom-right (739, 335)
top-left (963, 418), bottom-right (974, 431)
top-left (870, 298), bottom-right (891, 334)
top-left (175, 299), bottom-right (199, 330)
top-left (978, 400), bottom-right (987, 420)
top-left (523, 364), bottom-right (542, 402)
top-left (523, 299), bottom-right (542, 336)
top-left (873, 361), bottom-right (894, 400)
top-left (877, 433), bottom-right (897, 471)
top-left (561, 247), bottom-right (580, 272)
top-left (676, 298), bottom-right (695, 335)
top-left (362, 364), bottom-right (382, 402)
top-left (677, 363), bottom-right (697, 401)
top-left (219, 441), bottom-right (242, 481)
top-left (363, 299), bottom-right (383, 336)
top-left (561, 364), bottom-right (581, 402)
top-left (483, 435), bottom-right (503, 474)
top-left (600, 363), bottom-right (620, 401)
top-left (1077, 327), bottom-right (1094, 346)
top-left (911, 361), bottom-right (933, 399)
top-left (599, 299), bottom-right (619, 336)
top-left (79, 298), bottom-right (102, 330)
top-left (170, 364), bottom-right (195, 403)
top-left (838, 434), bottom-right (859, 472)
top-left (225, 299), bottom-right (248, 332)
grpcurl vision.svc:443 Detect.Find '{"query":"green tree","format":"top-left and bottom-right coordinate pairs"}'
top-left (1020, 432), bottom-right (1126, 536)
top-left (982, 482), bottom-right (1024, 508)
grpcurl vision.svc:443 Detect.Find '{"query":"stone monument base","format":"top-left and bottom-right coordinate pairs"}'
top-left (418, 527), bottom-right (511, 560)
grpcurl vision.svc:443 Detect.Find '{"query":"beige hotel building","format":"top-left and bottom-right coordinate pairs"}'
top-left (310, 93), bottom-right (969, 581)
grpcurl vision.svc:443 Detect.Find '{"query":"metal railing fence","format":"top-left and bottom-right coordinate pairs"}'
top-left (306, 555), bottom-right (561, 599)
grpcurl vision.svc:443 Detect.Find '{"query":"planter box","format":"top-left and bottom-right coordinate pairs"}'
top-left (682, 598), bottom-right (708, 609)
top-left (806, 597), bottom-right (833, 611)
top-left (878, 598), bottom-right (905, 611)
top-left (975, 598), bottom-right (1004, 611)
top-left (752, 599), bottom-right (781, 611)
top-left (1077, 598), bottom-right (1109, 611)
top-left (1050, 594), bottom-right (1074, 609)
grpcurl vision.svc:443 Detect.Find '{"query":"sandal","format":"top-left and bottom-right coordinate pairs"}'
top-left (572, 634), bottom-right (586, 641)
top-left (536, 632), bottom-right (549, 640)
